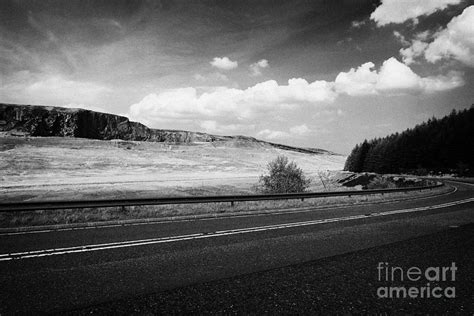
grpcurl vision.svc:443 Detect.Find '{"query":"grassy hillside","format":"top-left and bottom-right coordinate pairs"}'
top-left (0, 136), bottom-right (346, 202)
top-left (0, 103), bottom-right (334, 155)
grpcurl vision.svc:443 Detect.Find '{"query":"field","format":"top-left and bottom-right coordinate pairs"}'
top-left (1, 136), bottom-right (453, 228)
top-left (0, 136), bottom-right (346, 202)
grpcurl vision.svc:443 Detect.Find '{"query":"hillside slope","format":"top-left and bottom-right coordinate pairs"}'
top-left (0, 136), bottom-right (346, 201)
top-left (0, 103), bottom-right (333, 155)
top-left (0, 103), bottom-right (345, 201)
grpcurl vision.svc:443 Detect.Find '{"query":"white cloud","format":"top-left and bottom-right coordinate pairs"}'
top-left (370, 0), bottom-right (462, 26)
top-left (424, 5), bottom-right (474, 66)
top-left (193, 74), bottom-right (206, 81)
top-left (334, 62), bottom-right (379, 96)
top-left (128, 78), bottom-right (338, 126)
top-left (375, 58), bottom-right (425, 93)
top-left (26, 76), bottom-right (109, 103)
top-left (415, 31), bottom-right (431, 41)
top-left (256, 129), bottom-right (289, 140)
top-left (199, 120), bottom-right (217, 131)
top-left (210, 57), bottom-right (238, 70)
top-left (393, 31), bottom-right (409, 45)
top-left (1, 73), bottom-right (110, 106)
top-left (128, 58), bottom-right (463, 135)
top-left (351, 20), bottom-right (366, 28)
top-left (199, 120), bottom-right (253, 134)
top-left (128, 88), bottom-right (199, 126)
top-left (337, 38), bottom-right (353, 46)
top-left (392, 6), bottom-right (474, 67)
top-left (419, 70), bottom-right (465, 91)
top-left (194, 72), bottom-right (229, 81)
top-left (290, 124), bottom-right (311, 136)
top-left (377, 58), bottom-right (464, 93)
top-left (250, 59), bottom-right (269, 76)
top-left (400, 40), bottom-right (429, 64)
top-left (335, 57), bottom-right (464, 96)
top-left (257, 59), bottom-right (269, 67)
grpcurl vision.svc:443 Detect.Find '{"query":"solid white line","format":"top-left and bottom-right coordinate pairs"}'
top-left (0, 232), bottom-right (204, 258)
top-left (1, 196), bottom-right (473, 262)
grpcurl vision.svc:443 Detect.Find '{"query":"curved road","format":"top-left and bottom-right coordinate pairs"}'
top-left (1, 181), bottom-right (473, 313)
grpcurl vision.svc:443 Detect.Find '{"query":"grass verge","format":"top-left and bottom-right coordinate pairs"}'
top-left (0, 184), bottom-right (452, 228)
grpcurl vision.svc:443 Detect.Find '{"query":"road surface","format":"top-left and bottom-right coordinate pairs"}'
top-left (1, 181), bottom-right (473, 313)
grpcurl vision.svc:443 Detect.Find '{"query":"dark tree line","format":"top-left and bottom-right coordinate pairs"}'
top-left (344, 106), bottom-right (474, 176)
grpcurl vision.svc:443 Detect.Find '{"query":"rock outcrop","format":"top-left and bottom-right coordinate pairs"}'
top-left (0, 103), bottom-right (227, 142)
top-left (0, 103), bottom-right (335, 155)
top-left (337, 172), bottom-right (432, 189)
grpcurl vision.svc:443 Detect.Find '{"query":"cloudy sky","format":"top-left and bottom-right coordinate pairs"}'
top-left (1, 0), bottom-right (473, 154)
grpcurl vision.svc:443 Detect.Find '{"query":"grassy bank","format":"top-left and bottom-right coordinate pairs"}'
top-left (0, 184), bottom-right (452, 228)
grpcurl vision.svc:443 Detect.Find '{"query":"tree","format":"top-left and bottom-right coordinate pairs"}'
top-left (344, 105), bottom-right (474, 175)
top-left (258, 156), bottom-right (311, 193)
top-left (344, 140), bottom-right (370, 172)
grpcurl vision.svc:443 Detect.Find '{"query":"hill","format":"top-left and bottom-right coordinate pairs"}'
top-left (0, 103), bottom-right (346, 202)
top-left (344, 106), bottom-right (474, 175)
top-left (0, 103), bottom-right (333, 155)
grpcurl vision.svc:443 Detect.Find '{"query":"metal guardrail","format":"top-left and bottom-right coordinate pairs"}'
top-left (0, 182), bottom-right (444, 212)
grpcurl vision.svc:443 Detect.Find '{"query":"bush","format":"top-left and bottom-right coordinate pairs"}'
top-left (365, 177), bottom-right (396, 190)
top-left (257, 156), bottom-right (311, 193)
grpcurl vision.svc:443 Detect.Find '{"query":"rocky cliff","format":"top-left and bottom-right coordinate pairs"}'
top-left (0, 103), bottom-right (334, 154)
top-left (0, 103), bottom-right (228, 142)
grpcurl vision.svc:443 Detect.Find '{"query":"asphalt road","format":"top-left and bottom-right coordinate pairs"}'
top-left (1, 181), bottom-right (473, 314)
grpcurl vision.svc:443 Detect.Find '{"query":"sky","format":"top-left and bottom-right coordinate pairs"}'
top-left (1, 0), bottom-right (473, 154)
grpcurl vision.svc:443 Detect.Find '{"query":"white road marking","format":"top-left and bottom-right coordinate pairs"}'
top-left (0, 185), bottom-right (459, 236)
top-left (1, 196), bottom-right (473, 262)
